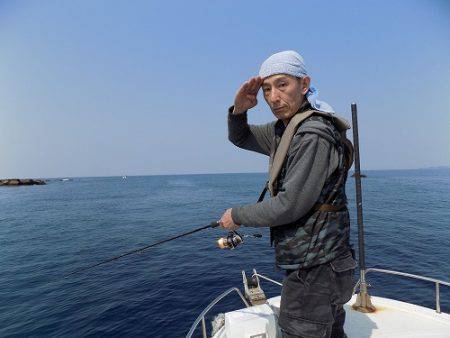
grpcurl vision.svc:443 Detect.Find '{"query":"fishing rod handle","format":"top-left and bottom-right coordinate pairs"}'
top-left (210, 221), bottom-right (220, 228)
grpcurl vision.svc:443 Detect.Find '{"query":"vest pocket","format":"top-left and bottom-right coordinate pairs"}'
top-left (279, 314), bottom-right (329, 338)
top-left (329, 252), bottom-right (356, 305)
top-left (330, 252), bottom-right (357, 272)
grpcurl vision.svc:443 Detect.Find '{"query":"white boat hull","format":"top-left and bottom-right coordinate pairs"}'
top-left (212, 295), bottom-right (450, 338)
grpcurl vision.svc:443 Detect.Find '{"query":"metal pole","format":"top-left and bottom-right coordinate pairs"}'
top-left (351, 103), bottom-right (366, 278)
top-left (351, 102), bottom-right (375, 313)
top-left (201, 317), bottom-right (207, 338)
top-left (436, 282), bottom-right (441, 313)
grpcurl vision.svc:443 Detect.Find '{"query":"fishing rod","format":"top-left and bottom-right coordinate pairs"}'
top-left (64, 221), bottom-right (218, 278)
top-left (63, 221), bottom-right (262, 279)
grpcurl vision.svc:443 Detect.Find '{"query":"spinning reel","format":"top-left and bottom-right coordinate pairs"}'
top-left (217, 231), bottom-right (262, 249)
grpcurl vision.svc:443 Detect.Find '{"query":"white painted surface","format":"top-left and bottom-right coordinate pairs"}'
top-left (224, 303), bottom-right (278, 338)
top-left (212, 295), bottom-right (450, 338)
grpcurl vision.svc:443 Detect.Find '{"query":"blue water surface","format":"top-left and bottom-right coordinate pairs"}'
top-left (1, 170), bottom-right (449, 337)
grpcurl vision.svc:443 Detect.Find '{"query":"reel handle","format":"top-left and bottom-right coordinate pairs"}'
top-left (217, 231), bottom-right (244, 250)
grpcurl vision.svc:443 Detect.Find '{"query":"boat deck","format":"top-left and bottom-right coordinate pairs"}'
top-left (213, 295), bottom-right (450, 338)
top-left (341, 295), bottom-right (450, 337)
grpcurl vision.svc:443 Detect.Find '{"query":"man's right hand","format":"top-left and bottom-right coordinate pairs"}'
top-left (233, 76), bottom-right (263, 115)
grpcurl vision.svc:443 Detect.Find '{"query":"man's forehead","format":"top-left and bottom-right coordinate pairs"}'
top-left (262, 74), bottom-right (296, 85)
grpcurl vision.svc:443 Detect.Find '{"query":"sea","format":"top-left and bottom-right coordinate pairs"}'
top-left (1, 170), bottom-right (449, 337)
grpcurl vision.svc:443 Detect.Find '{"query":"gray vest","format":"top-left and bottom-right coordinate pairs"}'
top-left (267, 114), bottom-right (353, 270)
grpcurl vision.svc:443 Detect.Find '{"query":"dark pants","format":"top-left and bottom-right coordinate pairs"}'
top-left (278, 251), bottom-right (356, 338)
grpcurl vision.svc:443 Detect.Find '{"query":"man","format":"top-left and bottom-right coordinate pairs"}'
top-left (219, 51), bottom-right (356, 338)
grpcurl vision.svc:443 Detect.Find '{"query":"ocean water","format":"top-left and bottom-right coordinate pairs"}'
top-left (1, 170), bottom-right (449, 337)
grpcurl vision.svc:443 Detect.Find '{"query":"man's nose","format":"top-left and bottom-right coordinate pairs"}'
top-left (269, 89), bottom-right (281, 104)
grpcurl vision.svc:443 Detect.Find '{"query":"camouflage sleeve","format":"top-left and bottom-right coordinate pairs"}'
top-left (227, 106), bottom-right (275, 156)
top-left (231, 132), bottom-right (336, 227)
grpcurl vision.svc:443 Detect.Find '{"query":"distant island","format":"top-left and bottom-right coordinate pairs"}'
top-left (419, 165), bottom-right (450, 170)
top-left (351, 173), bottom-right (367, 178)
top-left (348, 166), bottom-right (450, 175)
top-left (0, 179), bottom-right (46, 186)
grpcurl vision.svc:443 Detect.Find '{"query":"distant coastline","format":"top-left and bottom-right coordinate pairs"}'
top-left (418, 165), bottom-right (450, 170)
top-left (1, 166), bottom-right (449, 182)
top-left (0, 179), bottom-right (46, 186)
top-left (361, 165), bottom-right (450, 172)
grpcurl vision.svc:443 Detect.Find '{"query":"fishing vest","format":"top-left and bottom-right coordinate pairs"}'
top-left (264, 109), bottom-right (354, 270)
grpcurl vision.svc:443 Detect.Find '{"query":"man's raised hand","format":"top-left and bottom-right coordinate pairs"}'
top-left (233, 76), bottom-right (263, 115)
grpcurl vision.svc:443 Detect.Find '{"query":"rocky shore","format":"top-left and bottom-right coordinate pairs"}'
top-left (0, 179), bottom-right (46, 186)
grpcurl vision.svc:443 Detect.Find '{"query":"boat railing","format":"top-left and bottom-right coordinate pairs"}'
top-left (357, 267), bottom-right (450, 314)
top-left (186, 287), bottom-right (250, 338)
top-left (187, 269), bottom-right (450, 337)
top-left (252, 273), bottom-right (283, 287)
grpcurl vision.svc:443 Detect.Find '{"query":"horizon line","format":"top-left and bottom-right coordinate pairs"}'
top-left (2, 166), bottom-right (449, 180)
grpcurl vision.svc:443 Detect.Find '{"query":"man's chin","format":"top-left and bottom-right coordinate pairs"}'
top-left (272, 109), bottom-right (285, 117)
top-left (273, 110), bottom-right (294, 121)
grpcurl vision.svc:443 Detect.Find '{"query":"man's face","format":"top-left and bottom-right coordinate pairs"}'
top-left (261, 74), bottom-right (310, 123)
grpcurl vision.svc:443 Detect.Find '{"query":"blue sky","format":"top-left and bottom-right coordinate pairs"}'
top-left (1, 0), bottom-right (449, 178)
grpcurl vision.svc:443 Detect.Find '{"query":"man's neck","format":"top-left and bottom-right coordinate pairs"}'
top-left (282, 100), bottom-right (311, 126)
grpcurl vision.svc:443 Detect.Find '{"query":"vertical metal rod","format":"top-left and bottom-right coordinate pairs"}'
top-left (436, 282), bottom-right (441, 313)
top-left (351, 103), bottom-right (375, 313)
top-left (201, 316), bottom-right (207, 338)
top-left (351, 103), bottom-right (367, 287)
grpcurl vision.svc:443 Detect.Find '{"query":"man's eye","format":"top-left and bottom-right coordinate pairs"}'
top-left (279, 82), bottom-right (287, 87)
top-left (262, 87), bottom-right (270, 92)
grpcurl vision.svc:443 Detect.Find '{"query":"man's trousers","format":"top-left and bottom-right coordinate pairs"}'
top-left (278, 251), bottom-right (356, 338)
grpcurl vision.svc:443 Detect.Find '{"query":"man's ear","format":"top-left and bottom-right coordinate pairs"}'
top-left (301, 76), bottom-right (311, 95)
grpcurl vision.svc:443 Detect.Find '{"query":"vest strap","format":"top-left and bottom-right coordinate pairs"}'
top-left (268, 109), bottom-right (350, 196)
top-left (313, 203), bottom-right (347, 212)
top-left (268, 110), bottom-right (316, 196)
top-left (257, 182), bottom-right (268, 203)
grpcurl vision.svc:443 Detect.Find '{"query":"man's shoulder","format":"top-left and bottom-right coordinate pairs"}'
top-left (295, 114), bottom-right (340, 144)
top-left (299, 114), bottom-right (336, 129)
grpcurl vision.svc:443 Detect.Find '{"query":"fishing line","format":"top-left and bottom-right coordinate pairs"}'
top-left (62, 221), bottom-right (220, 279)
